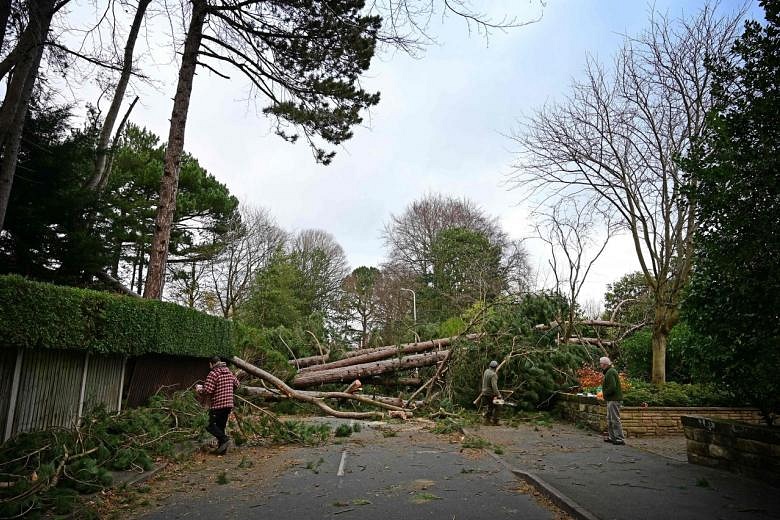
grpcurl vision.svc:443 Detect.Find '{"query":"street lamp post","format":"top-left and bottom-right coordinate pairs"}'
top-left (400, 288), bottom-right (416, 324)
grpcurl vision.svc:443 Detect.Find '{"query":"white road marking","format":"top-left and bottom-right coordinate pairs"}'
top-left (337, 450), bottom-right (348, 476)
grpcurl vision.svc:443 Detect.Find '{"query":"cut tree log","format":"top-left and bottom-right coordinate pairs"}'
top-left (288, 353), bottom-right (329, 369)
top-left (292, 350), bottom-right (450, 389)
top-left (230, 356), bottom-right (382, 419)
top-left (241, 386), bottom-right (423, 410)
top-left (368, 376), bottom-right (422, 387)
top-left (298, 333), bottom-right (480, 374)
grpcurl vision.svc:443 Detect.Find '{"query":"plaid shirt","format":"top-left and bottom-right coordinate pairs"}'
top-left (203, 362), bottom-right (239, 410)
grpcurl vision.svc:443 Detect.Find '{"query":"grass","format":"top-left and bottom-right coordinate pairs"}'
top-left (216, 471), bottom-right (229, 485)
top-left (461, 435), bottom-right (492, 449)
top-left (696, 477), bottom-right (710, 488)
top-left (335, 424), bottom-right (353, 437)
top-left (305, 457), bottom-right (325, 474)
top-left (411, 492), bottom-right (443, 503)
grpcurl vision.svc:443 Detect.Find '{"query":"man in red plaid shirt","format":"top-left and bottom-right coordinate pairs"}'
top-left (197, 356), bottom-right (240, 454)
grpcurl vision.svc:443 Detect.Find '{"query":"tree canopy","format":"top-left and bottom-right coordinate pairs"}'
top-left (683, 0), bottom-right (780, 424)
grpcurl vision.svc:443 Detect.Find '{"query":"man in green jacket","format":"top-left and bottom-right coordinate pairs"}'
top-left (600, 356), bottom-right (625, 445)
top-left (481, 360), bottom-right (501, 425)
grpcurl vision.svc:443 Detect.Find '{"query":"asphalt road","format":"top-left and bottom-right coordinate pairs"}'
top-left (135, 420), bottom-right (564, 520)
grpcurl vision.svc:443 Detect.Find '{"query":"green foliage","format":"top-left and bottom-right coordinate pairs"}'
top-left (334, 424), bottom-right (353, 437)
top-left (461, 435), bottom-right (492, 449)
top-left (603, 271), bottom-right (654, 324)
top-left (0, 275), bottom-right (235, 357)
top-left (619, 323), bottom-right (707, 383)
top-left (446, 295), bottom-right (598, 410)
top-left (426, 228), bottom-right (504, 321)
top-left (682, 3), bottom-right (780, 423)
top-left (622, 381), bottom-right (743, 407)
top-left (0, 111), bottom-right (238, 287)
top-left (0, 391), bottom-right (205, 518)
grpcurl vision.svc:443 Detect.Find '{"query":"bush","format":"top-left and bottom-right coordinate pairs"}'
top-left (622, 381), bottom-right (743, 407)
top-left (0, 275), bottom-right (235, 358)
top-left (619, 322), bottom-right (707, 383)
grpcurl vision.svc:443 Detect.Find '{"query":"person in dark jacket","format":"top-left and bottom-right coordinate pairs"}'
top-left (197, 356), bottom-right (240, 454)
top-left (600, 356), bottom-right (625, 445)
top-left (481, 360), bottom-right (501, 425)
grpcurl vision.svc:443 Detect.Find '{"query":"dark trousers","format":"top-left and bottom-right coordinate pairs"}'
top-left (481, 395), bottom-right (499, 424)
top-left (207, 407), bottom-right (232, 444)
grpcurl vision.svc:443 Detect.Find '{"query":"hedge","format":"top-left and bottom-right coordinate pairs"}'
top-left (0, 275), bottom-right (235, 358)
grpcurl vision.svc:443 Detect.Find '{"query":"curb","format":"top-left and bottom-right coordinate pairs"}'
top-left (510, 468), bottom-right (601, 520)
top-left (483, 448), bottom-right (600, 520)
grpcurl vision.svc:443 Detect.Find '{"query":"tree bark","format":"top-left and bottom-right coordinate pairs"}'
top-left (300, 334), bottom-right (479, 374)
top-left (143, 0), bottom-right (207, 298)
top-left (650, 304), bottom-right (677, 385)
top-left (289, 354), bottom-right (330, 369)
top-left (0, 0), bottom-right (56, 231)
top-left (86, 0), bottom-right (151, 191)
top-left (230, 356), bottom-right (382, 419)
top-left (292, 350), bottom-right (450, 389)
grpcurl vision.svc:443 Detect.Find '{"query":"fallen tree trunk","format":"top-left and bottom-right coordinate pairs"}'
top-left (298, 333), bottom-right (480, 374)
top-left (368, 376), bottom-right (422, 387)
top-left (292, 350), bottom-right (450, 389)
top-left (288, 353), bottom-right (329, 369)
top-left (230, 356), bottom-right (382, 419)
top-left (241, 386), bottom-right (422, 410)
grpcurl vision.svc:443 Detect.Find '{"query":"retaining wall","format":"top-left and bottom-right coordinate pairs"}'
top-left (556, 393), bottom-right (763, 437)
top-left (682, 415), bottom-right (779, 486)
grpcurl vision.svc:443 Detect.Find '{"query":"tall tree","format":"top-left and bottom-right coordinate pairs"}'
top-left (205, 206), bottom-right (287, 317)
top-left (509, 5), bottom-right (744, 384)
top-left (142, 0), bottom-right (381, 298)
top-left (340, 266), bottom-right (382, 347)
top-left (428, 227), bottom-right (503, 320)
top-left (683, 1), bottom-right (780, 424)
top-left (290, 229), bottom-right (350, 318)
top-left (0, 0), bottom-right (69, 231)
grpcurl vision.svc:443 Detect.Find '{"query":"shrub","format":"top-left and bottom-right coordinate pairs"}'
top-left (622, 381), bottom-right (743, 407)
top-left (0, 275), bottom-right (234, 358)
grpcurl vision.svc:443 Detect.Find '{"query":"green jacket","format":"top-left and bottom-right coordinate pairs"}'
top-left (602, 366), bottom-right (623, 401)
top-left (481, 368), bottom-right (499, 396)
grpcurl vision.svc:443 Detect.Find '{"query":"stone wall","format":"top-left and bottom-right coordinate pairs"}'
top-left (555, 393), bottom-right (763, 437)
top-left (682, 415), bottom-right (779, 486)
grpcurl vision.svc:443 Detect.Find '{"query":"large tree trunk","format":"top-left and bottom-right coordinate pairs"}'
top-left (86, 0), bottom-right (151, 191)
top-left (302, 334), bottom-right (478, 374)
top-left (143, 0), bottom-right (207, 299)
top-left (289, 354), bottom-right (330, 369)
top-left (231, 356), bottom-right (383, 419)
top-left (650, 304), bottom-right (677, 385)
top-left (292, 350), bottom-right (449, 388)
top-left (0, 0), bottom-right (56, 231)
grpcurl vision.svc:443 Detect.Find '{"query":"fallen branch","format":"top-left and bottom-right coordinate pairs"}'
top-left (231, 357), bottom-right (382, 420)
top-left (241, 386), bottom-right (419, 411)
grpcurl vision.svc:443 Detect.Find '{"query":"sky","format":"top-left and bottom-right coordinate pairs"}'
top-left (60, 0), bottom-right (760, 308)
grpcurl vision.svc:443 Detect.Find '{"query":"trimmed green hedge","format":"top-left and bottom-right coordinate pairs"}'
top-left (0, 275), bottom-right (234, 357)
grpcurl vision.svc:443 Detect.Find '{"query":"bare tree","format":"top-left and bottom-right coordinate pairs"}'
top-left (85, 0), bottom-right (152, 191)
top-left (534, 200), bottom-right (615, 341)
top-left (509, 4), bottom-right (744, 383)
top-left (207, 206), bottom-right (287, 318)
top-left (382, 193), bottom-right (506, 278)
top-left (290, 228), bottom-right (350, 317)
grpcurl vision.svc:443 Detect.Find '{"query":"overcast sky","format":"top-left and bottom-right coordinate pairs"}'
top-left (64, 0), bottom-right (759, 308)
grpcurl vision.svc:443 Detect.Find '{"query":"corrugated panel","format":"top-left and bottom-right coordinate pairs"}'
top-left (0, 349), bottom-right (18, 437)
top-left (83, 355), bottom-right (125, 415)
top-left (12, 349), bottom-right (85, 435)
top-left (125, 354), bottom-right (209, 407)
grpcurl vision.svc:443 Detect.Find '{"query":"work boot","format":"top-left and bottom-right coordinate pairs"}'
top-left (215, 438), bottom-right (231, 455)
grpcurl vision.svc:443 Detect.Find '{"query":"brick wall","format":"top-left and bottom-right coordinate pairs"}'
top-left (555, 393), bottom-right (763, 437)
top-left (682, 415), bottom-right (779, 487)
